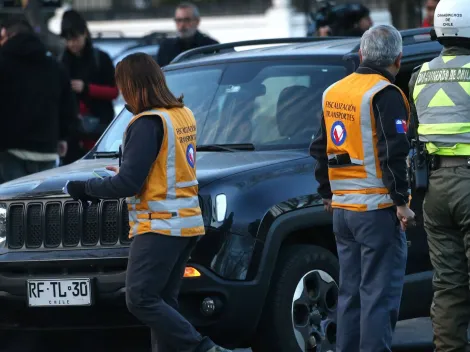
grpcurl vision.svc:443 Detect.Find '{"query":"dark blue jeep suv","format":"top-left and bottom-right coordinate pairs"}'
top-left (0, 28), bottom-right (441, 352)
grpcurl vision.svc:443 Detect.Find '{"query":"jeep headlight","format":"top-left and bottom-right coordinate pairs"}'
top-left (0, 203), bottom-right (6, 245)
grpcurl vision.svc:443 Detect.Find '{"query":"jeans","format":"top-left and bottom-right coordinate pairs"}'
top-left (126, 233), bottom-right (215, 352)
top-left (333, 207), bottom-right (407, 352)
top-left (0, 151), bottom-right (56, 184)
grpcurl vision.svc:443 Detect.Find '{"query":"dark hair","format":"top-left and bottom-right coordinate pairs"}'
top-left (177, 2), bottom-right (200, 18)
top-left (60, 9), bottom-right (89, 39)
top-left (115, 53), bottom-right (184, 114)
top-left (1, 16), bottom-right (34, 36)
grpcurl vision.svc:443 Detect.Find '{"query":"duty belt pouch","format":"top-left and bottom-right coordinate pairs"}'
top-left (410, 134), bottom-right (429, 193)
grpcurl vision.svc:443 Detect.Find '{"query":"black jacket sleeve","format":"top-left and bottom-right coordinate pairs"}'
top-left (58, 64), bottom-right (79, 141)
top-left (98, 50), bottom-right (117, 86)
top-left (309, 115), bottom-right (332, 199)
top-left (156, 39), bottom-right (173, 67)
top-left (373, 86), bottom-right (410, 206)
top-left (84, 116), bottom-right (164, 199)
top-left (407, 67), bottom-right (421, 142)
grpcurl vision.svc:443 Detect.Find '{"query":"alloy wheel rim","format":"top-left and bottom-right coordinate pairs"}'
top-left (291, 269), bottom-right (338, 352)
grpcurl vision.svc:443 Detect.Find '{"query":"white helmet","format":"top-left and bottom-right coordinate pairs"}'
top-left (434, 0), bottom-right (470, 39)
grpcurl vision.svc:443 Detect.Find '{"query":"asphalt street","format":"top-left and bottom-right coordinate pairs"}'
top-left (0, 318), bottom-right (454, 352)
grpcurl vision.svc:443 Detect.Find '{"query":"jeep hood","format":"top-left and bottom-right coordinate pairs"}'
top-left (0, 150), bottom-right (307, 200)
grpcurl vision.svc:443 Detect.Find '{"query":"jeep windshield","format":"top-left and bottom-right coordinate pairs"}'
top-left (95, 59), bottom-right (347, 153)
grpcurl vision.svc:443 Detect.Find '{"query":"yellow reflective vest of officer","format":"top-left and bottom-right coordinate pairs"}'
top-left (413, 55), bottom-right (470, 155)
top-left (323, 73), bottom-right (410, 211)
top-left (125, 107), bottom-right (205, 238)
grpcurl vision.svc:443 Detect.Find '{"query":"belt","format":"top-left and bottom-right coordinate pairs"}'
top-left (436, 156), bottom-right (470, 168)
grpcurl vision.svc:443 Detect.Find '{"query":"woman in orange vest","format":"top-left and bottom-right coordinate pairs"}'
top-left (65, 53), bottom-right (231, 352)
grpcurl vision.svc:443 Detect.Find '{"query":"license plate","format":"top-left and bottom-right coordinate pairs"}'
top-left (27, 279), bottom-right (92, 307)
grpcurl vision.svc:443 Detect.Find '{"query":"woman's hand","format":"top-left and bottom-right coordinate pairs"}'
top-left (71, 80), bottom-right (85, 93)
top-left (106, 166), bottom-right (119, 174)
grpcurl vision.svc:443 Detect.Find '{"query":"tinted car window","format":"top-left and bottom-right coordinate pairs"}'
top-left (96, 60), bottom-right (347, 152)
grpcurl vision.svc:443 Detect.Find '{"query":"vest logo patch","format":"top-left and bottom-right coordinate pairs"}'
top-left (331, 121), bottom-right (347, 146)
top-left (186, 143), bottom-right (195, 168)
top-left (395, 119), bottom-right (408, 134)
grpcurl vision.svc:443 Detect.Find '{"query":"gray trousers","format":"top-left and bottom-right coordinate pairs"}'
top-left (126, 233), bottom-right (215, 352)
top-left (333, 207), bottom-right (407, 352)
top-left (424, 166), bottom-right (470, 352)
top-left (0, 152), bottom-right (56, 184)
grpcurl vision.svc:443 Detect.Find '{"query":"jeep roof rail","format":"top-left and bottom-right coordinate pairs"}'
top-left (352, 27), bottom-right (435, 51)
top-left (170, 36), bottom-right (354, 64)
top-left (400, 27), bottom-right (434, 45)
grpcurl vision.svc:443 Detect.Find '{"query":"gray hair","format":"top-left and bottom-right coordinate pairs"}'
top-left (177, 2), bottom-right (200, 19)
top-left (360, 25), bottom-right (403, 67)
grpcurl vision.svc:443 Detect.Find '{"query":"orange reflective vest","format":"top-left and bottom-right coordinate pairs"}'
top-left (125, 107), bottom-right (205, 237)
top-left (323, 73), bottom-right (410, 212)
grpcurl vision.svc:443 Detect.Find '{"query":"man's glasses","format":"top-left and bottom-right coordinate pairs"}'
top-left (174, 17), bottom-right (193, 24)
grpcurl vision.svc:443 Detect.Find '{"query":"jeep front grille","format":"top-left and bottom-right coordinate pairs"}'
top-left (7, 199), bottom-right (131, 250)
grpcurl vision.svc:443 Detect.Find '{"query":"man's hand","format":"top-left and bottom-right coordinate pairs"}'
top-left (57, 141), bottom-right (68, 157)
top-left (396, 205), bottom-right (416, 231)
top-left (323, 199), bottom-right (333, 213)
top-left (71, 80), bottom-right (85, 93)
top-left (106, 166), bottom-right (119, 174)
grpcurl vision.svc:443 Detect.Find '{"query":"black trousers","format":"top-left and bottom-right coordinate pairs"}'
top-left (126, 233), bottom-right (214, 352)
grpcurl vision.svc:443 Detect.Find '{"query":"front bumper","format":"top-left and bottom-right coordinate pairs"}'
top-left (0, 248), bottom-right (263, 346)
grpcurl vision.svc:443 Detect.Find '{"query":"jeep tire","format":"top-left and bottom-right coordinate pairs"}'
top-left (252, 244), bottom-right (339, 352)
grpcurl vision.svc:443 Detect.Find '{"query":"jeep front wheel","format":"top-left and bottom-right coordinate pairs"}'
top-left (253, 245), bottom-right (339, 352)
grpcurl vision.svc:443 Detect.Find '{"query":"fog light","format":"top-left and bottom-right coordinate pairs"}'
top-left (184, 266), bottom-right (201, 278)
top-left (201, 297), bottom-right (216, 316)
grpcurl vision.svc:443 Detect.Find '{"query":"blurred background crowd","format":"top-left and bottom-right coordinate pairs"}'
top-left (0, 0), bottom-right (438, 183)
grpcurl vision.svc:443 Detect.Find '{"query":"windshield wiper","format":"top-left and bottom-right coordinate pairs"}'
top-left (196, 143), bottom-right (255, 152)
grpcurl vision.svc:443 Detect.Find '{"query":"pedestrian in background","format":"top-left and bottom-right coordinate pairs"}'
top-left (156, 2), bottom-right (219, 66)
top-left (64, 53), bottom-right (231, 352)
top-left (310, 25), bottom-right (415, 352)
top-left (59, 9), bottom-right (119, 164)
top-left (422, 0), bottom-right (439, 27)
top-left (409, 0), bottom-right (470, 350)
top-left (0, 17), bottom-right (76, 183)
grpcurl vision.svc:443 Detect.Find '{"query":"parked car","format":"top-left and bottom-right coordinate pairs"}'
top-left (0, 28), bottom-right (440, 352)
top-left (92, 30), bottom-right (174, 60)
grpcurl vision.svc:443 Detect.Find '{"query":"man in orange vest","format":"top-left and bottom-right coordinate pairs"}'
top-left (310, 25), bottom-right (415, 352)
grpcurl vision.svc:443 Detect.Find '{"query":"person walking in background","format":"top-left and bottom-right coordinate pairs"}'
top-left (156, 2), bottom-right (219, 67)
top-left (422, 0), bottom-right (439, 27)
top-left (0, 17), bottom-right (77, 183)
top-left (310, 25), bottom-right (415, 352)
top-left (59, 9), bottom-right (118, 165)
top-left (64, 53), bottom-right (231, 352)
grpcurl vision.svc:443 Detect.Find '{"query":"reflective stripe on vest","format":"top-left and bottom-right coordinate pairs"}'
top-left (323, 73), bottom-right (409, 211)
top-left (126, 108), bottom-right (205, 238)
top-left (413, 55), bottom-right (470, 155)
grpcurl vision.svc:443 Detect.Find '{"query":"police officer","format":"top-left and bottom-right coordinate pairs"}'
top-left (310, 25), bottom-right (415, 352)
top-left (409, 1), bottom-right (470, 351)
top-left (64, 53), bottom-right (231, 352)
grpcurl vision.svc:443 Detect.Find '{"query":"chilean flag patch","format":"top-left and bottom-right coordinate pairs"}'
top-left (395, 119), bottom-right (408, 134)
